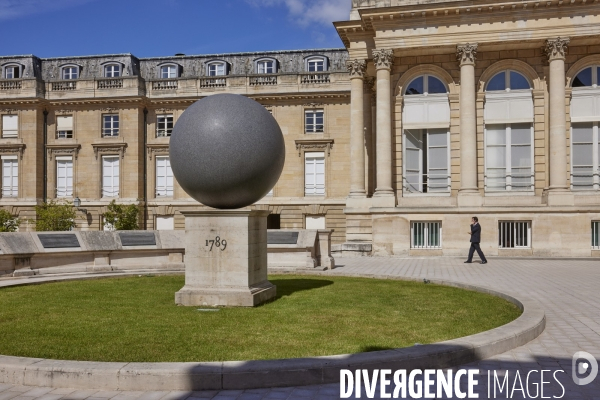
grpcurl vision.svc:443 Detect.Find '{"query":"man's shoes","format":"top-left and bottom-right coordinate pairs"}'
top-left (481, 261), bottom-right (488, 264)
top-left (464, 261), bottom-right (472, 263)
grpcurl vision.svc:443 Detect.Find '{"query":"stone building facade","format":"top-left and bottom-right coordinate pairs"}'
top-left (1, 0), bottom-right (600, 257)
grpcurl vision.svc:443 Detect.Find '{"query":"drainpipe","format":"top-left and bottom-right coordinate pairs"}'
top-left (143, 107), bottom-right (148, 230)
top-left (43, 109), bottom-right (48, 203)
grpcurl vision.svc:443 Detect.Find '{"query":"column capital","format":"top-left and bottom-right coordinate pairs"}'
top-left (373, 49), bottom-right (394, 70)
top-left (456, 43), bottom-right (478, 66)
top-left (346, 59), bottom-right (367, 79)
top-left (544, 37), bottom-right (570, 61)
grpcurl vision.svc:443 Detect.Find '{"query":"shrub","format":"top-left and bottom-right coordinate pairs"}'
top-left (35, 200), bottom-right (76, 232)
top-left (0, 209), bottom-right (20, 232)
top-left (103, 200), bottom-right (140, 231)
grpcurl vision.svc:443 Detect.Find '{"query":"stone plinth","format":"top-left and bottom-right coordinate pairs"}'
top-left (175, 210), bottom-right (276, 307)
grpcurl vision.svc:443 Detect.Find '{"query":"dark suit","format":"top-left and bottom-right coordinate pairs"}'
top-left (467, 223), bottom-right (487, 262)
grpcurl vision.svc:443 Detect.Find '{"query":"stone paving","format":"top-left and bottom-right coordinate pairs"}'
top-left (0, 257), bottom-right (599, 399)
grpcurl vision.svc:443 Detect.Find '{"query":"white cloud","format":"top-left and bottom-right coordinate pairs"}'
top-left (0, 0), bottom-right (98, 21)
top-left (247, 0), bottom-right (351, 27)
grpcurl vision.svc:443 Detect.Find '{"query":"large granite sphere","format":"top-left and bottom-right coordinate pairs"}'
top-left (169, 94), bottom-right (285, 209)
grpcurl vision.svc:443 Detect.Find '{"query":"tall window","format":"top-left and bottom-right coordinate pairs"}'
top-left (56, 115), bottom-right (73, 138)
top-left (102, 115), bottom-right (119, 137)
top-left (4, 65), bottom-right (20, 79)
top-left (411, 221), bottom-right (442, 249)
top-left (405, 75), bottom-right (447, 95)
top-left (304, 152), bottom-right (325, 196)
top-left (155, 156), bottom-right (173, 197)
top-left (305, 110), bottom-right (324, 133)
top-left (593, 221), bottom-right (600, 250)
top-left (307, 58), bottom-right (325, 72)
top-left (404, 129), bottom-right (449, 193)
top-left (486, 70), bottom-right (531, 91)
top-left (102, 156), bottom-right (119, 197)
top-left (2, 115), bottom-right (18, 138)
top-left (156, 115), bottom-right (173, 137)
top-left (56, 157), bottom-right (73, 198)
top-left (62, 66), bottom-right (78, 80)
top-left (104, 64), bottom-right (121, 77)
top-left (499, 221), bottom-right (531, 249)
top-left (1, 156), bottom-right (18, 197)
top-left (257, 60), bottom-right (275, 74)
top-left (485, 124), bottom-right (533, 191)
top-left (208, 63), bottom-right (226, 76)
top-left (160, 65), bottom-right (177, 79)
top-left (571, 122), bottom-right (599, 190)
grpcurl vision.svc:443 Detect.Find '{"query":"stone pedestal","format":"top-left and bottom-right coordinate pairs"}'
top-left (175, 209), bottom-right (276, 307)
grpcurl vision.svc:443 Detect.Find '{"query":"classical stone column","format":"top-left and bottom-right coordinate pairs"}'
top-left (347, 59), bottom-right (367, 198)
top-left (373, 49), bottom-right (394, 198)
top-left (545, 37), bottom-right (570, 192)
top-left (457, 43), bottom-right (479, 194)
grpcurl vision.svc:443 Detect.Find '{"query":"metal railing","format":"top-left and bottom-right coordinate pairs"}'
top-left (411, 221), bottom-right (442, 249)
top-left (403, 174), bottom-right (451, 193)
top-left (484, 172), bottom-right (534, 191)
top-left (571, 171), bottom-right (600, 191)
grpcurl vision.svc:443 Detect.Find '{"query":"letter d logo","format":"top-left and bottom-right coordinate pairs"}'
top-left (572, 351), bottom-right (598, 385)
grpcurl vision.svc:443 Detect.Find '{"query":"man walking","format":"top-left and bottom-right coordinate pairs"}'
top-left (465, 216), bottom-right (487, 264)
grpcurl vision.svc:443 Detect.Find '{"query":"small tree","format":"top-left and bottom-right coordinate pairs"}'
top-left (0, 209), bottom-right (20, 232)
top-left (103, 200), bottom-right (139, 231)
top-left (35, 200), bottom-right (76, 231)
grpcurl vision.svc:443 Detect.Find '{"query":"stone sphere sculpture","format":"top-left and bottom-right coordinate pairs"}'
top-left (169, 94), bottom-right (285, 209)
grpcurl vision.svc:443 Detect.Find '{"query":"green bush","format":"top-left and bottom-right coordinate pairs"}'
top-left (0, 209), bottom-right (20, 232)
top-left (103, 200), bottom-right (139, 231)
top-left (35, 200), bottom-right (76, 232)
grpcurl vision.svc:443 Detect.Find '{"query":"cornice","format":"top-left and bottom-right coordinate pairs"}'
top-left (294, 139), bottom-right (334, 157)
top-left (46, 143), bottom-right (81, 160)
top-left (91, 142), bottom-right (127, 159)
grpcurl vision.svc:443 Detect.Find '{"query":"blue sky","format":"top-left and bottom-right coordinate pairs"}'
top-left (0, 0), bottom-right (351, 58)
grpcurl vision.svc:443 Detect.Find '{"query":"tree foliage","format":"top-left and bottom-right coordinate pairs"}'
top-left (0, 209), bottom-right (20, 232)
top-left (35, 200), bottom-right (76, 232)
top-left (103, 200), bottom-right (140, 231)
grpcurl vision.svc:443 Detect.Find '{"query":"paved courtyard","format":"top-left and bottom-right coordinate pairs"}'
top-left (0, 257), bottom-right (599, 399)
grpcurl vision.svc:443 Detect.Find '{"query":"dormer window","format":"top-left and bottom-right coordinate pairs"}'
top-left (208, 62), bottom-right (226, 76)
top-left (104, 64), bottom-right (121, 78)
top-left (160, 65), bottom-right (178, 79)
top-left (306, 57), bottom-right (327, 72)
top-left (256, 59), bottom-right (275, 74)
top-left (62, 66), bottom-right (79, 80)
top-left (3, 65), bottom-right (21, 79)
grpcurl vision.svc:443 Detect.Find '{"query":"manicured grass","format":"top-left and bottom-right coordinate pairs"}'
top-left (0, 275), bottom-right (521, 362)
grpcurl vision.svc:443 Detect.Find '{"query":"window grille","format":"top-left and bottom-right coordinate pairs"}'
top-left (160, 65), bottom-right (177, 79)
top-left (411, 221), bottom-right (442, 249)
top-left (498, 221), bottom-right (531, 248)
top-left (305, 110), bottom-right (324, 133)
top-left (156, 115), bottom-right (173, 137)
top-left (593, 222), bottom-right (600, 250)
top-left (102, 115), bottom-right (119, 137)
top-left (62, 67), bottom-right (78, 80)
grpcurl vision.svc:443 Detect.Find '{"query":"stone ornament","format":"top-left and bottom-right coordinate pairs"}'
top-left (169, 93), bottom-right (285, 209)
top-left (456, 43), bottom-right (478, 66)
top-left (373, 49), bottom-right (394, 70)
top-left (364, 77), bottom-right (375, 91)
top-left (545, 37), bottom-right (570, 61)
top-left (347, 59), bottom-right (366, 78)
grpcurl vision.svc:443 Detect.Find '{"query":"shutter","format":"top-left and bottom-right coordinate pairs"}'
top-left (510, 124), bottom-right (532, 190)
top-left (315, 157), bottom-right (325, 195)
top-left (2, 158), bottom-right (17, 197)
top-left (427, 129), bottom-right (448, 192)
top-left (166, 157), bottom-right (173, 196)
top-left (305, 157), bottom-right (315, 195)
top-left (404, 129), bottom-right (422, 192)
top-left (156, 156), bottom-right (167, 196)
top-left (486, 125), bottom-right (507, 190)
top-left (57, 116), bottom-right (73, 130)
top-left (572, 123), bottom-right (594, 189)
top-left (2, 115), bottom-right (18, 137)
top-left (102, 156), bottom-right (119, 197)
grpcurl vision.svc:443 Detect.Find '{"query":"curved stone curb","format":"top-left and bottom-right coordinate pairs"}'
top-left (0, 271), bottom-right (545, 391)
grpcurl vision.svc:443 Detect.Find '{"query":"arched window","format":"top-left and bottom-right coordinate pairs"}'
top-left (404, 75), bottom-right (447, 95)
top-left (572, 66), bottom-right (600, 87)
top-left (3, 64), bottom-right (21, 79)
top-left (486, 70), bottom-right (531, 91)
top-left (306, 57), bottom-right (327, 72)
top-left (104, 64), bottom-right (121, 78)
top-left (61, 65), bottom-right (79, 80)
top-left (207, 61), bottom-right (226, 76)
top-left (159, 64), bottom-right (178, 79)
top-left (256, 58), bottom-right (276, 74)
top-left (483, 70), bottom-right (534, 192)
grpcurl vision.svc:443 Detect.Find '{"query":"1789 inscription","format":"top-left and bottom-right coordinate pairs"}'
top-left (206, 236), bottom-right (227, 251)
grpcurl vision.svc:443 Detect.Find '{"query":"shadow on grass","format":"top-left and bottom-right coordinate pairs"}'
top-left (270, 278), bottom-right (334, 299)
top-left (359, 345), bottom-right (396, 352)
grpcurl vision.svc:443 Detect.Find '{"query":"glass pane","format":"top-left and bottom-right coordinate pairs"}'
top-left (406, 148), bottom-right (420, 170)
top-left (511, 145), bottom-right (531, 168)
top-left (572, 123), bottom-right (594, 143)
top-left (486, 125), bottom-right (506, 145)
top-left (429, 147), bottom-right (447, 169)
top-left (573, 68), bottom-right (592, 87)
top-left (509, 71), bottom-right (530, 90)
top-left (597, 67), bottom-right (600, 86)
top-left (405, 130), bottom-right (422, 149)
top-left (572, 166), bottom-right (594, 188)
top-left (487, 147), bottom-right (506, 168)
top-left (573, 143), bottom-right (593, 166)
top-left (405, 77), bottom-right (424, 95)
top-left (427, 76), bottom-right (447, 94)
top-left (511, 124), bottom-right (531, 145)
top-left (487, 72), bottom-right (506, 91)
top-left (427, 129), bottom-right (447, 146)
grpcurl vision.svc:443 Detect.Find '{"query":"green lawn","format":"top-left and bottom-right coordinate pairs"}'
top-left (0, 275), bottom-right (521, 362)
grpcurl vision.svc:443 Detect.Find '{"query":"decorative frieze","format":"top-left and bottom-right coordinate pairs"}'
top-left (544, 37), bottom-right (570, 61)
top-left (0, 144), bottom-right (26, 160)
top-left (47, 144), bottom-right (81, 160)
top-left (294, 139), bottom-right (334, 157)
top-left (91, 143), bottom-right (127, 159)
top-left (456, 43), bottom-right (478, 66)
top-left (146, 144), bottom-right (169, 160)
top-left (372, 49), bottom-right (394, 70)
top-left (346, 59), bottom-right (367, 78)
top-left (0, 109), bottom-right (16, 114)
